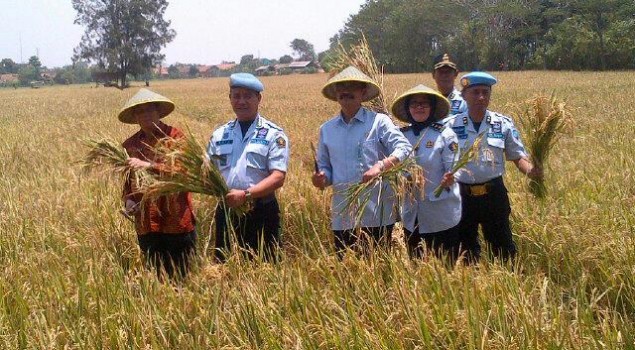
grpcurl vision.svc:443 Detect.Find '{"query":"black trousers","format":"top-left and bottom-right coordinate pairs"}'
top-left (458, 177), bottom-right (516, 263)
top-left (214, 199), bottom-right (281, 262)
top-left (404, 221), bottom-right (461, 263)
top-left (333, 225), bottom-right (394, 258)
top-left (137, 230), bottom-right (197, 279)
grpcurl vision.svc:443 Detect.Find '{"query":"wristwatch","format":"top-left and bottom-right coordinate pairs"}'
top-left (244, 189), bottom-right (252, 201)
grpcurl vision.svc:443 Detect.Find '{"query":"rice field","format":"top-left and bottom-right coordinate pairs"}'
top-left (0, 71), bottom-right (634, 349)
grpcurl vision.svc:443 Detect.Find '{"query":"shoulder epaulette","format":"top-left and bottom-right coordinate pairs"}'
top-left (431, 122), bottom-right (445, 132)
top-left (265, 122), bottom-right (283, 131)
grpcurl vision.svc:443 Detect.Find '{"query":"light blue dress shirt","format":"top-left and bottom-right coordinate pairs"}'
top-left (317, 107), bottom-right (412, 230)
top-left (445, 110), bottom-right (527, 184)
top-left (207, 114), bottom-right (289, 190)
top-left (401, 123), bottom-right (462, 234)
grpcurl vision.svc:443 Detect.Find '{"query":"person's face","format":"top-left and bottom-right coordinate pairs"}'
top-left (408, 95), bottom-right (433, 123)
top-left (433, 66), bottom-right (458, 94)
top-left (334, 81), bottom-right (366, 112)
top-left (462, 85), bottom-right (491, 113)
top-left (133, 103), bottom-right (161, 132)
top-left (229, 87), bottom-right (261, 121)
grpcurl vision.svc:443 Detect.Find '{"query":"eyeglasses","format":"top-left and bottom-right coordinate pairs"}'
top-left (409, 102), bottom-right (431, 108)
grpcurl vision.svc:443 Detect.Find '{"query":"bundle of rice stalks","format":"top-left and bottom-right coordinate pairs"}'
top-left (517, 93), bottom-right (571, 198)
top-left (80, 137), bottom-right (149, 187)
top-left (141, 131), bottom-right (249, 215)
top-left (433, 132), bottom-right (486, 198)
top-left (341, 156), bottom-right (423, 226)
top-left (329, 33), bottom-right (389, 114)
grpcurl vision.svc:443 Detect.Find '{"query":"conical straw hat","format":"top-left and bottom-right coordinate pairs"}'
top-left (321, 66), bottom-right (381, 102)
top-left (118, 88), bottom-right (175, 124)
top-left (390, 84), bottom-right (450, 123)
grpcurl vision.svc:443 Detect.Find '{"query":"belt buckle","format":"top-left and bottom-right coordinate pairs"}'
top-left (470, 184), bottom-right (488, 196)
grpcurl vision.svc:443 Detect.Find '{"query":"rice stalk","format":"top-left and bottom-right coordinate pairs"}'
top-left (141, 130), bottom-right (249, 215)
top-left (340, 135), bottom-right (425, 226)
top-left (80, 137), bottom-right (150, 188)
top-left (329, 33), bottom-right (389, 114)
top-left (517, 93), bottom-right (571, 198)
top-left (433, 132), bottom-right (486, 198)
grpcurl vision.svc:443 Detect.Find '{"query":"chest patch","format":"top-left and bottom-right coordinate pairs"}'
top-left (491, 121), bottom-right (502, 133)
top-left (256, 128), bottom-right (269, 139)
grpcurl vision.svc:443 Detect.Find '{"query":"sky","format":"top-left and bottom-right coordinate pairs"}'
top-left (0, 0), bottom-right (366, 68)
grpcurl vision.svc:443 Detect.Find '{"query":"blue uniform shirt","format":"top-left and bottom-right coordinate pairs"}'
top-left (401, 123), bottom-right (462, 234)
top-left (317, 107), bottom-right (412, 230)
top-left (445, 110), bottom-right (527, 184)
top-left (447, 87), bottom-right (467, 116)
top-left (207, 114), bottom-right (289, 190)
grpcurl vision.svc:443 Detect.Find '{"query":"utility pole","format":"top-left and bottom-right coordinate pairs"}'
top-left (19, 32), bottom-right (23, 63)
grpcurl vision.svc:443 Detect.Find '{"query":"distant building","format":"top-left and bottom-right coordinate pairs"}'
top-left (287, 61), bottom-right (319, 72)
top-left (0, 74), bottom-right (19, 86)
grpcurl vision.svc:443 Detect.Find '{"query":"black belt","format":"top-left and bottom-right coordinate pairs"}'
top-left (459, 177), bottom-right (503, 196)
top-left (254, 194), bottom-right (276, 206)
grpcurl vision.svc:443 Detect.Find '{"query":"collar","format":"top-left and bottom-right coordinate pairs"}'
top-left (338, 106), bottom-right (368, 124)
top-left (229, 114), bottom-right (263, 129)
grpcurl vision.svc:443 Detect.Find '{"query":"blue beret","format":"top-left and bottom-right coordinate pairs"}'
top-left (460, 72), bottom-right (497, 90)
top-left (229, 73), bottom-right (264, 92)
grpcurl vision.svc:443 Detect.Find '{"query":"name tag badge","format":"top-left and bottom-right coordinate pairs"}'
top-left (215, 139), bottom-right (233, 146)
top-left (250, 139), bottom-right (270, 145)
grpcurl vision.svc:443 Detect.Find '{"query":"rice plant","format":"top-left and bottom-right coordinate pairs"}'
top-left (516, 93), bottom-right (571, 198)
top-left (141, 130), bottom-right (250, 215)
top-left (329, 33), bottom-right (389, 114)
top-left (433, 132), bottom-right (486, 197)
top-left (80, 136), bottom-right (150, 188)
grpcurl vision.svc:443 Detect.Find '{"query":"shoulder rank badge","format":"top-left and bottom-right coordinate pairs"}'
top-left (426, 140), bottom-right (434, 148)
top-left (449, 141), bottom-right (458, 153)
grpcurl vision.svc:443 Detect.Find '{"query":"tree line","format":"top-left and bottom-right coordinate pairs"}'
top-left (322, 0), bottom-right (635, 72)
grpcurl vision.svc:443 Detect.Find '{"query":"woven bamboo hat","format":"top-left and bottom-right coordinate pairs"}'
top-left (390, 84), bottom-right (450, 123)
top-left (321, 66), bottom-right (381, 102)
top-left (118, 88), bottom-right (175, 124)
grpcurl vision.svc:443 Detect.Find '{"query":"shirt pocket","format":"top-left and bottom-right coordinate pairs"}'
top-left (210, 145), bottom-right (232, 170)
top-left (245, 145), bottom-right (269, 175)
top-left (482, 137), bottom-right (505, 164)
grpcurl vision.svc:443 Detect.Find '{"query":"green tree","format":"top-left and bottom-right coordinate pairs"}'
top-left (188, 65), bottom-right (199, 78)
top-left (1, 58), bottom-right (18, 74)
top-left (278, 55), bottom-right (293, 64)
top-left (72, 0), bottom-right (176, 88)
top-left (290, 39), bottom-right (316, 61)
top-left (167, 64), bottom-right (180, 79)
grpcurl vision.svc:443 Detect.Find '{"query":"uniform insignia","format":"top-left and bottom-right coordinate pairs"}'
top-left (426, 140), bottom-right (434, 148)
top-left (462, 116), bottom-right (468, 125)
top-left (222, 132), bottom-right (229, 140)
top-left (512, 129), bottom-right (520, 139)
top-left (452, 126), bottom-right (466, 134)
top-left (431, 123), bottom-right (444, 132)
top-left (486, 115), bottom-right (491, 123)
top-left (482, 148), bottom-right (494, 162)
top-left (492, 121), bottom-right (502, 133)
top-left (449, 141), bottom-right (458, 152)
top-left (275, 136), bottom-right (286, 148)
top-left (256, 128), bottom-right (269, 139)
top-left (215, 140), bottom-right (233, 146)
top-left (487, 132), bottom-right (504, 139)
top-left (250, 139), bottom-right (270, 145)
